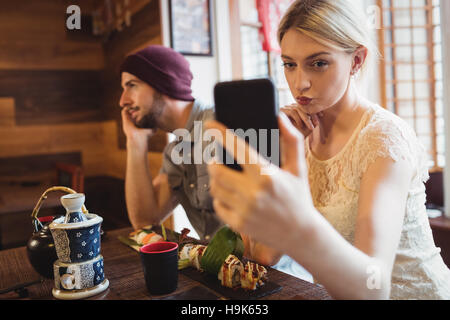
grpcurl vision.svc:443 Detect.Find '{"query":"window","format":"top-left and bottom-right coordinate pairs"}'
top-left (230, 0), bottom-right (295, 108)
top-left (237, 0), bottom-right (269, 79)
top-left (378, 0), bottom-right (444, 169)
top-left (230, 0), bottom-right (444, 168)
top-left (240, 24), bottom-right (269, 79)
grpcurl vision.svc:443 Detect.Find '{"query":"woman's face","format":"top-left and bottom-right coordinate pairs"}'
top-left (280, 28), bottom-right (355, 115)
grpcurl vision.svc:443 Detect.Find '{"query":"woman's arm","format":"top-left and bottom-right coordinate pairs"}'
top-left (205, 115), bottom-right (413, 299)
top-left (287, 156), bottom-right (412, 299)
top-left (241, 234), bottom-right (283, 266)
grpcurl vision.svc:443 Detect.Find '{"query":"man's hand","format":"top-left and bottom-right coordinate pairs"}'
top-left (121, 108), bottom-right (154, 150)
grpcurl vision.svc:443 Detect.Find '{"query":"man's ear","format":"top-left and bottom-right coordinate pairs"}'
top-left (351, 46), bottom-right (368, 76)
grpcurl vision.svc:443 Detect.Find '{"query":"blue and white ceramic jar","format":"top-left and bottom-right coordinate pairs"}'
top-left (49, 193), bottom-right (109, 299)
top-left (50, 214), bottom-right (103, 263)
top-left (54, 255), bottom-right (105, 291)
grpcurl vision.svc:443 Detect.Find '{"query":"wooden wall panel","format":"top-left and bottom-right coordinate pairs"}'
top-left (0, 0), bottom-right (104, 70)
top-left (0, 0), bottom-right (165, 181)
top-left (63, 0), bottom-right (153, 21)
top-left (0, 70), bottom-right (103, 125)
top-left (0, 1), bottom-right (68, 42)
top-left (0, 152), bottom-right (81, 182)
top-left (0, 0), bottom-right (171, 236)
top-left (0, 117), bottom-right (107, 177)
top-left (0, 97), bottom-right (15, 127)
top-left (103, 0), bottom-right (162, 70)
top-left (0, 125), bottom-right (52, 158)
top-left (0, 116), bottom-right (162, 181)
top-left (0, 40), bottom-right (104, 70)
top-left (0, 0), bottom-right (105, 124)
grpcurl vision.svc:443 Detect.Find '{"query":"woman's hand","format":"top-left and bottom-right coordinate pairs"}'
top-left (205, 114), bottom-right (319, 253)
top-left (241, 234), bottom-right (282, 266)
top-left (280, 104), bottom-right (326, 143)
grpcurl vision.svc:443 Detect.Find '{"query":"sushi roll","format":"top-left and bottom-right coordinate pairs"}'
top-left (188, 245), bottom-right (207, 270)
top-left (179, 243), bottom-right (196, 261)
top-left (130, 230), bottom-right (163, 246)
top-left (217, 254), bottom-right (243, 288)
top-left (140, 232), bottom-right (163, 245)
top-left (240, 261), bottom-right (268, 290)
top-left (130, 230), bottom-right (147, 244)
top-left (129, 229), bottom-right (142, 243)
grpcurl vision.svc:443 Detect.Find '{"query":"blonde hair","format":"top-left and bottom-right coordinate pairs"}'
top-left (278, 0), bottom-right (379, 76)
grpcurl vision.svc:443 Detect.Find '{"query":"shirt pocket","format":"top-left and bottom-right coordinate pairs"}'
top-left (182, 164), bottom-right (199, 208)
top-left (195, 164), bottom-right (213, 211)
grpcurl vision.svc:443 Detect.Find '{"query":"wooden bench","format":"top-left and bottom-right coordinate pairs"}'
top-left (425, 170), bottom-right (450, 268)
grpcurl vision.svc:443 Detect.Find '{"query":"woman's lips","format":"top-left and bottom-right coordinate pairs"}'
top-left (297, 97), bottom-right (312, 106)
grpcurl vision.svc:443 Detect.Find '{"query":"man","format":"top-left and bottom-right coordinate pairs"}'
top-left (119, 45), bottom-right (279, 266)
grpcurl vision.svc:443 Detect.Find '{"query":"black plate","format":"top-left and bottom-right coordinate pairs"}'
top-left (156, 285), bottom-right (221, 300)
top-left (180, 268), bottom-right (282, 300)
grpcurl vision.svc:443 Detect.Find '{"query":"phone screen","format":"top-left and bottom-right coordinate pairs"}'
top-left (213, 78), bottom-right (281, 171)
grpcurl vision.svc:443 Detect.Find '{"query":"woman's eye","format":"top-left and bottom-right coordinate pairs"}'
top-left (311, 60), bottom-right (329, 69)
top-left (282, 62), bottom-right (296, 69)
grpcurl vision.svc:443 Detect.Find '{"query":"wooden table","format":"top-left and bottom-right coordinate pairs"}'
top-left (0, 227), bottom-right (332, 300)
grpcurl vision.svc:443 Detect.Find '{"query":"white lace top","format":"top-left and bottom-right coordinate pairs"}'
top-left (305, 103), bottom-right (450, 300)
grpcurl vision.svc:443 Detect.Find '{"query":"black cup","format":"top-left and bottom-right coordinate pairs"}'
top-left (139, 241), bottom-right (178, 295)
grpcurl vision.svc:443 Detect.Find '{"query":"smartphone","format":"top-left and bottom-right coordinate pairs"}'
top-left (213, 78), bottom-right (281, 171)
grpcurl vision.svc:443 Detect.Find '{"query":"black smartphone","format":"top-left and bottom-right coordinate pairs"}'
top-left (213, 78), bottom-right (281, 171)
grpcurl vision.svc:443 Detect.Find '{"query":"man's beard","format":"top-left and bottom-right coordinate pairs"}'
top-left (135, 92), bottom-right (165, 129)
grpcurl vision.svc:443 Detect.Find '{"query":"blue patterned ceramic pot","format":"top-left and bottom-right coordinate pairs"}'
top-left (53, 255), bottom-right (105, 291)
top-left (49, 214), bottom-right (103, 263)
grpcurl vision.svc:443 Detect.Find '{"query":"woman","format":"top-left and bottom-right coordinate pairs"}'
top-left (206, 0), bottom-right (450, 299)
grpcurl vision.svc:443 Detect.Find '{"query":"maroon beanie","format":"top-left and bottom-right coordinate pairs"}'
top-left (120, 45), bottom-right (194, 101)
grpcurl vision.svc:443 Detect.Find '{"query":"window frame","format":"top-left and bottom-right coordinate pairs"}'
top-left (441, 0), bottom-right (450, 216)
top-left (377, 0), bottom-right (443, 171)
top-left (228, 0), bottom-right (292, 107)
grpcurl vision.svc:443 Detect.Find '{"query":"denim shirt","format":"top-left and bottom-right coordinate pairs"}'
top-left (160, 100), bottom-right (224, 240)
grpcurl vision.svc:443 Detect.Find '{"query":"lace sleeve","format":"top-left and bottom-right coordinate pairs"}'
top-left (356, 115), bottom-right (429, 184)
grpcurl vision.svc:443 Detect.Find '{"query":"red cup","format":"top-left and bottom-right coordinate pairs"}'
top-left (140, 242), bottom-right (178, 254)
top-left (139, 242), bottom-right (178, 295)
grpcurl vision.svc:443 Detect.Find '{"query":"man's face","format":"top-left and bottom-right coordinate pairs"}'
top-left (119, 72), bottom-right (166, 129)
